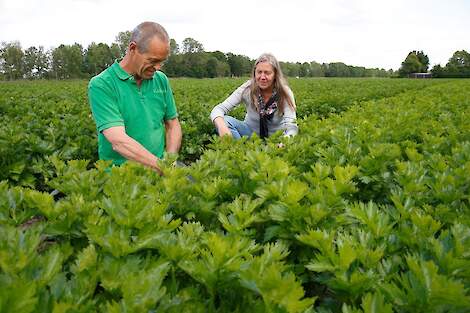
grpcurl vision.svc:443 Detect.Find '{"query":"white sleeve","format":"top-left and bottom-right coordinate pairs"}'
top-left (282, 88), bottom-right (298, 136)
top-left (210, 80), bottom-right (251, 121)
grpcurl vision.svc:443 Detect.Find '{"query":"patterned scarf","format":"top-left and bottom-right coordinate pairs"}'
top-left (257, 89), bottom-right (279, 138)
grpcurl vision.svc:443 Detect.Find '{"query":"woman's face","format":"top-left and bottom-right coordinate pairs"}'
top-left (255, 62), bottom-right (275, 91)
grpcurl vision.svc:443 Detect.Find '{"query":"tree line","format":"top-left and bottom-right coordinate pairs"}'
top-left (1, 30), bottom-right (468, 80)
top-left (0, 31), bottom-right (394, 80)
top-left (398, 50), bottom-right (470, 78)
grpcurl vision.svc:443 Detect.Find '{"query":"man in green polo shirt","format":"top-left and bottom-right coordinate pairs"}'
top-left (88, 21), bottom-right (181, 174)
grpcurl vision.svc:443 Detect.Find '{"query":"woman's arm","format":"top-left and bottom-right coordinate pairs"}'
top-left (210, 80), bottom-right (251, 136)
top-left (282, 88), bottom-right (298, 136)
top-left (213, 116), bottom-right (232, 136)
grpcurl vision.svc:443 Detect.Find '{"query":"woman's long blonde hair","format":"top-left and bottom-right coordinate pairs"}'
top-left (249, 53), bottom-right (295, 114)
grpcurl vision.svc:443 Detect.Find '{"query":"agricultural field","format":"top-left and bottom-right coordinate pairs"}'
top-left (1, 78), bottom-right (470, 312)
top-left (0, 78), bottom-right (449, 187)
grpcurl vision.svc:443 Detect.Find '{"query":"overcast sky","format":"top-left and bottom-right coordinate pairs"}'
top-left (1, 0), bottom-right (469, 70)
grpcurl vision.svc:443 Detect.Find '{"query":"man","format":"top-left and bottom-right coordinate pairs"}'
top-left (88, 22), bottom-right (182, 175)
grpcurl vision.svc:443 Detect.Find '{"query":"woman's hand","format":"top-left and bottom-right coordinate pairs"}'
top-left (218, 127), bottom-right (232, 137)
top-left (214, 116), bottom-right (232, 137)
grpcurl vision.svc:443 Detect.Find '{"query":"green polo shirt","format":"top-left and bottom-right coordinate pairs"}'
top-left (88, 61), bottom-right (178, 166)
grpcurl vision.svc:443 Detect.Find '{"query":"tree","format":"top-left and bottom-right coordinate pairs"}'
top-left (443, 50), bottom-right (470, 77)
top-left (216, 60), bottom-right (230, 77)
top-left (170, 39), bottom-right (179, 55)
top-left (23, 46), bottom-right (49, 79)
top-left (299, 62), bottom-right (310, 77)
top-left (431, 50), bottom-right (470, 78)
top-left (206, 51), bottom-right (230, 77)
top-left (51, 43), bottom-right (84, 79)
top-left (23, 47), bottom-right (37, 79)
top-left (182, 52), bottom-right (208, 77)
top-left (350, 66), bottom-right (366, 77)
top-left (416, 51), bottom-right (429, 72)
top-left (181, 38), bottom-right (204, 54)
top-left (110, 43), bottom-right (121, 60)
top-left (227, 53), bottom-right (252, 77)
top-left (326, 62), bottom-right (351, 77)
top-left (0, 41), bottom-right (24, 80)
top-left (210, 51), bottom-right (227, 62)
top-left (398, 51), bottom-right (429, 77)
top-left (206, 56), bottom-right (230, 78)
top-left (206, 57), bottom-right (219, 78)
top-left (115, 30), bottom-right (132, 57)
top-left (447, 50), bottom-right (470, 67)
top-left (280, 62), bottom-right (299, 77)
top-left (162, 53), bottom-right (184, 77)
top-left (84, 42), bottom-right (114, 76)
top-left (309, 61), bottom-right (324, 77)
top-left (398, 52), bottom-right (423, 77)
top-left (227, 53), bottom-right (243, 77)
top-left (431, 64), bottom-right (444, 78)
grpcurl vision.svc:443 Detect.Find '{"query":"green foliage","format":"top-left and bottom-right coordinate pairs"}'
top-left (1, 78), bottom-right (470, 312)
top-left (341, 291), bottom-right (393, 313)
top-left (239, 242), bottom-right (316, 312)
top-left (51, 44), bottom-right (85, 79)
top-left (0, 41), bottom-right (24, 80)
top-left (178, 232), bottom-right (257, 296)
top-left (114, 30), bottom-right (131, 58)
top-left (0, 80), bottom-right (96, 188)
top-left (100, 256), bottom-right (171, 312)
top-left (383, 255), bottom-right (470, 312)
top-left (399, 50), bottom-right (429, 77)
top-left (23, 46), bottom-right (49, 79)
top-left (84, 42), bottom-right (116, 76)
top-left (433, 50), bottom-right (470, 78)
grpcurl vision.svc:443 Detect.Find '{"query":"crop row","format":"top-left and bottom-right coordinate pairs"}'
top-left (0, 78), bottom-right (450, 188)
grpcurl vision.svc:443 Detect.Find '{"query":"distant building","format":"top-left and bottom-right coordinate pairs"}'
top-left (409, 72), bottom-right (432, 79)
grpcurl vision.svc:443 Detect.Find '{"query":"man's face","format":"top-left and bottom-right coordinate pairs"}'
top-left (133, 37), bottom-right (170, 80)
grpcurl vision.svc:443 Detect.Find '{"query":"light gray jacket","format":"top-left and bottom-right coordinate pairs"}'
top-left (210, 80), bottom-right (298, 136)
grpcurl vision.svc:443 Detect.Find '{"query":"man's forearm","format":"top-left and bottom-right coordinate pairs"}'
top-left (165, 120), bottom-right (182, 154)
top-left (111, 136), bottom-right (162, 173)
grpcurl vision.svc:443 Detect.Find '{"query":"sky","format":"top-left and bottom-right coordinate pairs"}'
top-left (1, 0), bottom-right (469, 70)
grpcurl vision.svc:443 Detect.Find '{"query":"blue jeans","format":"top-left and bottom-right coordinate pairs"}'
top-left (221, 116), bottom-right (254, 139)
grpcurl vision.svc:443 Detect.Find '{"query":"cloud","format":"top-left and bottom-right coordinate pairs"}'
top-left (0, 0), bottom-right (469, 69)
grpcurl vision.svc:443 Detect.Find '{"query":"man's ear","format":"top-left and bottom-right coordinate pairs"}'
top-left (128, 41), bottom-right (138, 53)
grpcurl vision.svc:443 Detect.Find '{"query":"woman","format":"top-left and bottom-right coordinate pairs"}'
top-left (210, 53), bottom-right (298, 139)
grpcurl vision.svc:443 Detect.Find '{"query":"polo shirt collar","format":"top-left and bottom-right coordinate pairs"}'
top-left (112, 60), bottom-right (133, 81)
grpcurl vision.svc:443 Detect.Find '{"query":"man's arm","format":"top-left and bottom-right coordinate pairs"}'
top-left (102, 126), bottom-right (163, 175)
top-left (164, 118), bottom-right (182, 154)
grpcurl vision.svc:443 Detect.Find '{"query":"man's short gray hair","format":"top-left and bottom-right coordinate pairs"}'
top-left (130, 22), bottom-right (169, 53)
